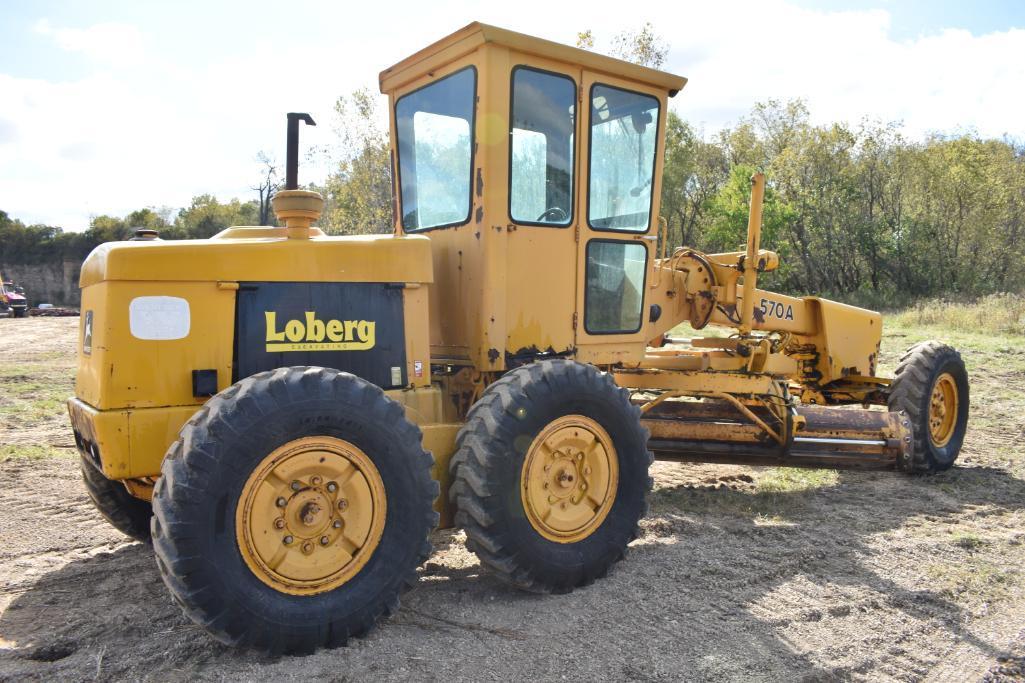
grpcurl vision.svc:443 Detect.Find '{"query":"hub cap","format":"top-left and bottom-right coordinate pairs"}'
top-left (520, 415), bottom-right (618, 544)
top-left (928, 373), bottom-right (959, 447)
top-left (236, 436), bottom-right (386, 595)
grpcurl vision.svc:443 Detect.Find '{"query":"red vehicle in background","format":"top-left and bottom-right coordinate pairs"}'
top-left (0, 277), bottom-right (28, 318)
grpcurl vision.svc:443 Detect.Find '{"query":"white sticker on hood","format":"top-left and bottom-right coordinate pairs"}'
top-left (129, 296), bottom-right (190, 340)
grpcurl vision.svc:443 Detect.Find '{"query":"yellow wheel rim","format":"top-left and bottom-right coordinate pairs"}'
top-left (520, 415), bottom-right (618, 544)
top-left (236, 436), bottom-right (386, 596)
top-left (928, 373), bottom-right (959, 448)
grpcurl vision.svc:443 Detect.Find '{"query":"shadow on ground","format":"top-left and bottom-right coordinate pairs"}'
top-left (2, 463), bottom-right (1024, 681)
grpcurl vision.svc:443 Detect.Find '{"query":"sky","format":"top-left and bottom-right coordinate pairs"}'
top-left (1, 0), bottom-right (1023, 231)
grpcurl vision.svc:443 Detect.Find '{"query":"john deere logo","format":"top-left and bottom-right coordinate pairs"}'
top-left (265, 312), bottom-right (376, 352)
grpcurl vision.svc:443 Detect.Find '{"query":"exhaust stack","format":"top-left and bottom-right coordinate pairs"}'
top-left (272, 112), bottom-right (323, 239)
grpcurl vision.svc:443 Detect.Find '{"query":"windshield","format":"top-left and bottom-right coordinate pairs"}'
top-left (509, 67), bottom-right (575, 226)
top-left (587, 84), bottom-right (660, 232)
top-left (395, 67), bottom-right (476, 231)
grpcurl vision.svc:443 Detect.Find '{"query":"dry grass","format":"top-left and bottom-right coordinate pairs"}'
top-left (890, 293), bottom-right (1025, 337)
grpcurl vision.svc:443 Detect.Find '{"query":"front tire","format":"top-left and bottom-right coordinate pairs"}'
top-left (80, 454), bottom-right (152, 541)
top-left (151, 367), bottom-right (439, 654)
top-left (888, 341), bottom-right (969, 473)
top-left (450, 360), bottom-right (651, 593)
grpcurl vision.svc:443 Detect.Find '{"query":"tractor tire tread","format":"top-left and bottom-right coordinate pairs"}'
top-left (152, 366), bottom-right (437, 654)
top-left (450, 359), bottom-right (651, 593)
top-left (79, 454), bottom-right (152, 542)
top-left (888, 341), bottom-right (969, 473)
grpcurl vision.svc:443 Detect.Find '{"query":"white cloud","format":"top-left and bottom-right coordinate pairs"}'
top-left (34, 18), bottom-right (145, 64)
top-left (1, 2), bottom-right (1023, 231)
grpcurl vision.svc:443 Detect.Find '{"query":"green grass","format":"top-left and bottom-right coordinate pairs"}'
top-left (926, 556), bottom-right (1021, 606)
top-left (0, 361), bottom-right (74, 425)
top-left (652, 466), bottom-right (840, 518)
top-left (756, 468), bottom-right (838, 493)
top-left (0, 444), bottom-right (75, 462)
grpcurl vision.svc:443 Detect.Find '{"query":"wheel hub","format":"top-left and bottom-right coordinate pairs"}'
top-left (928, 373), bottom-right (958, 447)
top-left (236, 436), bottom-right (386, 595)
top-left (521, 415), bottom-right (618, 543)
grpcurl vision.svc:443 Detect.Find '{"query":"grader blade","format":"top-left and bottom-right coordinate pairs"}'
top-left (642, 400), bottom-right (913, 471)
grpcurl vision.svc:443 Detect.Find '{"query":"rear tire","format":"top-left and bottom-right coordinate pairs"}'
top-left (450, 360), bottom-right (651, 593)
top-left (151, 367), bottom-right (439, 654)
top-left (80, 454), bottom-right (152, 541)
top-left (888, 341), bottom-right (969, 473)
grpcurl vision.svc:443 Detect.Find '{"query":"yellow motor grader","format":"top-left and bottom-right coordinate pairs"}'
top-left (67, 23), bottom-right (969, 653)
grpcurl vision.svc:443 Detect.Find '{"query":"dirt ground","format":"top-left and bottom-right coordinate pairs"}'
top-left (1, 316), bottom-right (1024, 682)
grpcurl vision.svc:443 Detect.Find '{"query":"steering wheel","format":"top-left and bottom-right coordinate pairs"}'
top-left (536, 207), bottom-right (568, 223)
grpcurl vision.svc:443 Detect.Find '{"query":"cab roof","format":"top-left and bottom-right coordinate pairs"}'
top-left (379, 22), bottom-right (687, 96)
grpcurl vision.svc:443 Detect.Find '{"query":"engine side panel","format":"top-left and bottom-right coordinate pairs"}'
top-left (235, 282), bottom-right (407, 389)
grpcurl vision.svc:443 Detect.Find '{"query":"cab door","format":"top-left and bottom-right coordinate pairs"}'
top-left (502, 56), bottom-right (583, 359)
top-left (574, 72), bottom-right (666, 363)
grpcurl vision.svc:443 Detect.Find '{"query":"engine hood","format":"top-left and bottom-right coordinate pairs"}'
top-left (79, 229), bottom-right (434, 288)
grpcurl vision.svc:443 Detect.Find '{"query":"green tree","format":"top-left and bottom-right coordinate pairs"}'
top-left (174, 195), bottom-right (260, 239)
top-left (318, 89), bottom-right (393, 235)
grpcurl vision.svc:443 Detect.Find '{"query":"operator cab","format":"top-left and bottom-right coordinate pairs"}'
top-left (379, 23), bottom-right (686, 370)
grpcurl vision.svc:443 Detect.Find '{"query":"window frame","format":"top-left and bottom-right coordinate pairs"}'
top-left (394, 65), bottom-right (479, 233)
top-left (584, 82), bottom-right (662, 234)
top-left (582, 237), bottom-right (650, 335)
top-left (506, 65), bottom-right (578, 229)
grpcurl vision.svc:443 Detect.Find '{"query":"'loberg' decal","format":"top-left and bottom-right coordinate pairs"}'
top-left (264, 311), bottom-right (376, 352)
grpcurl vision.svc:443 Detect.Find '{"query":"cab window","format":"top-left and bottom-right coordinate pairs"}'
top-left (585, 240), bottom-right (647, 333)
top-left (587, 84), bottom-right (660, 232)
top-left (509, 67), bottom-right (575, 226)
top-left (395, 67), bottom-right (476, 231)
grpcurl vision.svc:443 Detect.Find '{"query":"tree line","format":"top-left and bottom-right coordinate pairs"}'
top-left (0, 195), bottom-right (264, 264)
top-left (3, 25), bottom-right (1022, 305)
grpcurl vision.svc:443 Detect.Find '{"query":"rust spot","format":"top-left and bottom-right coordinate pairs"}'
top-left (475, 231), bottom-right (480, 240)
top-left (487, 348), bottom-right (500, 363)
top-left (475, 206), bottom-right (483, 224)
top-left (476, 168), bottom-right (483, 197)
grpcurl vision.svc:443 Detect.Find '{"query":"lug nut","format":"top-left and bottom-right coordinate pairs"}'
top-left (283, 535), bottom-right (294, 545)
top-left (320, 536), bottom-right (330, 545)
top-left (311, 475), bottom-right (322, 485)
top-left (276, 497), bottom-right (287, 507)
top-left (274, 518), bottom-right (285, 529)
top-left (333, 520), bottom-right (342, 529)
top-left (337, 499), bottom-right (348, 511)
top-left (576, 453), bottom-right (583, 461)
top-left (584, 467), bottom-right (591, 475)
top-left (326, 481), bottom-right (337, 492)
top-left (291, 481), bottom-right (302, 491)
top-left (581, 484), bottom-right (587, 491)
top-left (302, 541), bottom-right (314, 554)
top-left (543, 482), bottom-right (549, 489)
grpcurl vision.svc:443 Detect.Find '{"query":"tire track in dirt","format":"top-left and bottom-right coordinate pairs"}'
top-left (0, 459), bottom-right (125, 562)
